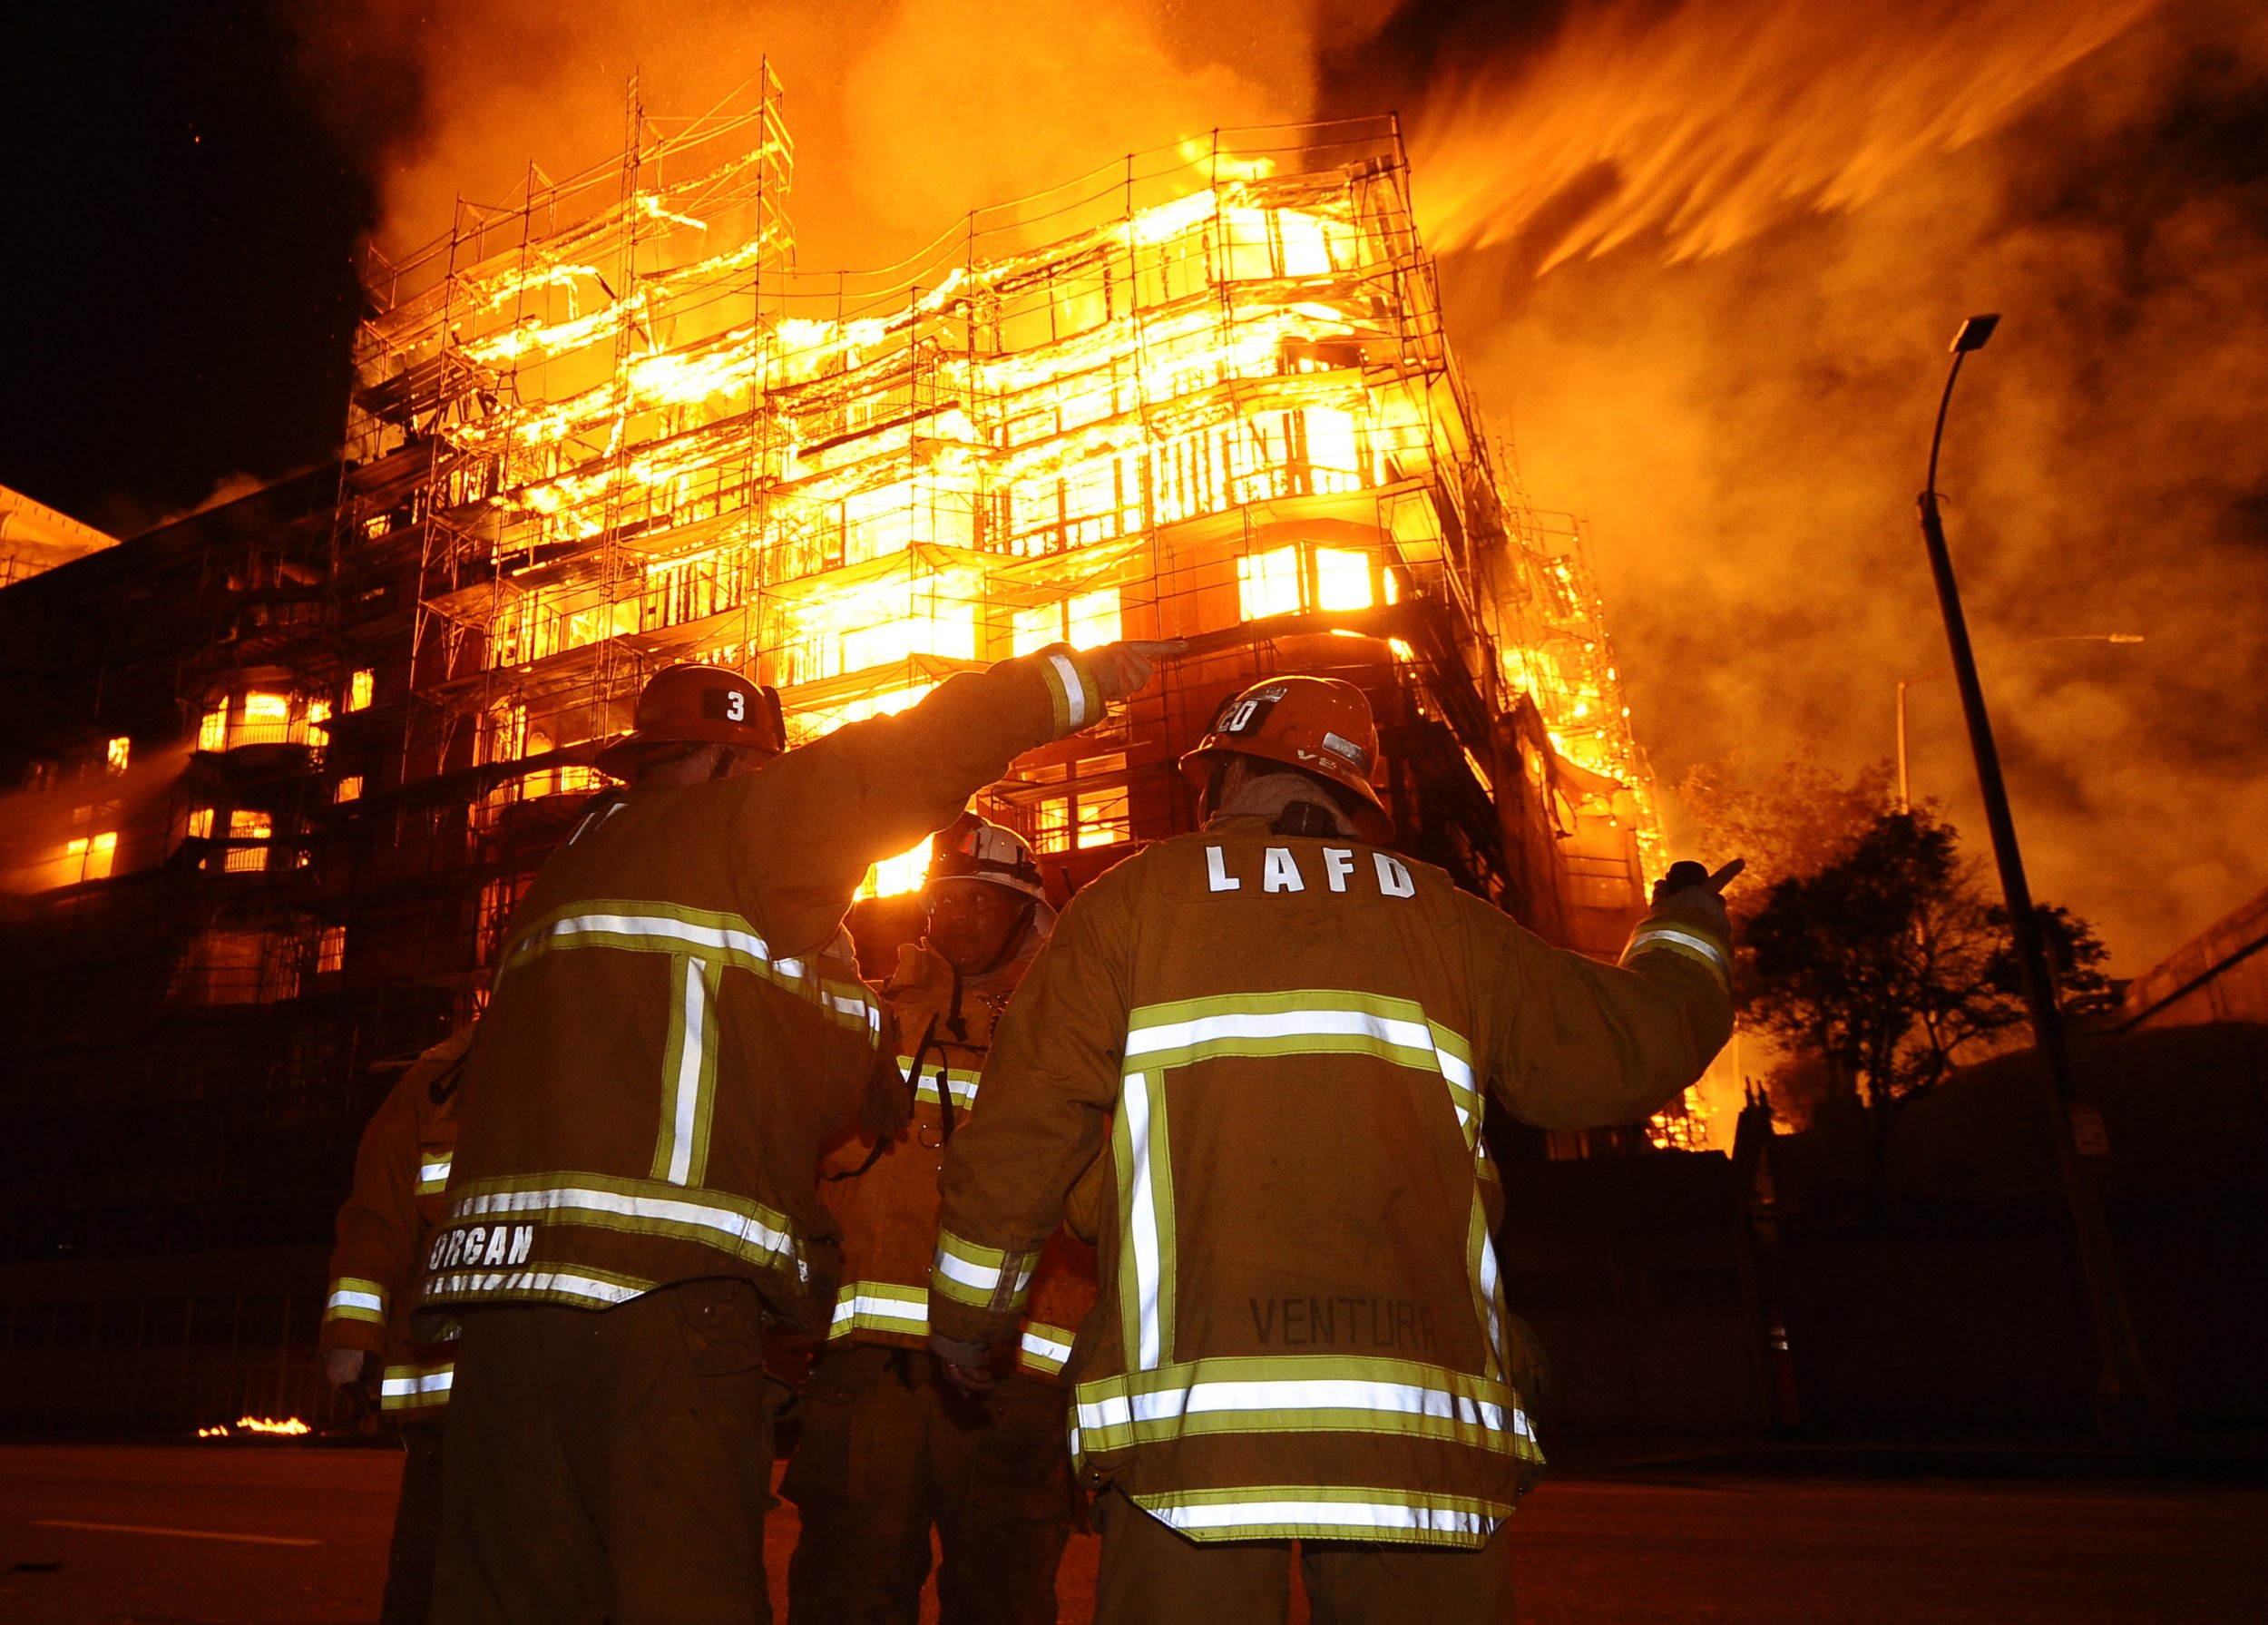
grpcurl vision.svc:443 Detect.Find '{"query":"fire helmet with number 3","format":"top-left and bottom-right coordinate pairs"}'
top-left (925, 813), bottom-right (1057, 934)
top-left (1179, 673), bottom-right (1394, 844)
top-left (593, 663), bottom-right (787, 779)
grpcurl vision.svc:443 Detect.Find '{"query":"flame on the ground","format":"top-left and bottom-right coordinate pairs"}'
top-left (199, 1415), bottom-right (311, 1438)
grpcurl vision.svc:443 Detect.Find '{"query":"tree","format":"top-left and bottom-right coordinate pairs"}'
top-left (1742, 808), bottom-right (2112, 1219)
top-left (1677, 753), bottom-right (1896, 925)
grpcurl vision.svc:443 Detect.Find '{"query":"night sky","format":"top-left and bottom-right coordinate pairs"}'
top-left (2, 6), bottom-right (396, 535)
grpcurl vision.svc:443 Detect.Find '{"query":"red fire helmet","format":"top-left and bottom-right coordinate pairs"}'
top-left (1178, 674), bottom-right (1393, 843)
top-left (593, 664), bottom-right (786, 779)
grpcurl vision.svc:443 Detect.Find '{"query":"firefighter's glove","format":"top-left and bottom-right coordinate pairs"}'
top-left (1085, 640), bottom-right (1188, 706)
top-left (930, 1333), bottom-right (997, 1396)
top-left (324, 1347), bottom-right (367, 1389)
top-left (1650, 858), bottom-right (1734, 936)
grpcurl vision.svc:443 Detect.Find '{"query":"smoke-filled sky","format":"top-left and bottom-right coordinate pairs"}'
top-left (5, 0), bottom-right (2263, 971)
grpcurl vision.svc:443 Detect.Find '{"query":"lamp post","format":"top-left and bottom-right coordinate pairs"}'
top-left (1916, 315), bottom-right (2170, 1442)
top-left (1896, 634), bottom-right (2143, 813)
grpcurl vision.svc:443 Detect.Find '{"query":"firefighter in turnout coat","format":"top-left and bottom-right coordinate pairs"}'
top-left (422, 641), bottom-right (1172, 1625)
top-left (786, 816), bottom-right (1099, 1625)
top-left (928, 676), bottom-right (1735, 1624)
top-left (321, 1024), bottom-right (476, 1625)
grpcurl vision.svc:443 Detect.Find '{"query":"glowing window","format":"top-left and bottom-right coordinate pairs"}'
top-left (347, 670), bottom-right (376, 712)
top-left (1066, 590), bottom-right (1123, 649)
top-left (859, 836), bottom-right (934, 900)
top-left (1315, 549), bottom-right (1375, 612)
top-left (317, 926), bottom-right (347, 975)
top-left (198, 700), bottom-right (229, 752)
top-left (1305, 407), bottom-right (1361, 477)
top-left (226, 809), bottom-right (271, 873)
top-left (240, 692), bottom-right (292, 747)
top-left (1012, 604), bottom-right (1060, 658)
top-left (305, 699), bottom-right (331, 729)
top-left (334, 777), bottom-right (364, 804)
top-left (66, 831), bottom-right (117, 882)
top-left (1032, 798), bottom-right (1071, 853)
top-left (105, 736), bottom-right (131, 774)
top-left (187, 807), bottom-right (215, 839)
top-left (1237, 548), bottom-right (1301, 621)
top-left (1277, 211), bottom-right (1333, 277)
top-left (1077, 786), bottom-right (1131, 849)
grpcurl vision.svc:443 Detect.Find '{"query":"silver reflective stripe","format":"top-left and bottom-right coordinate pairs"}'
top-left (534, 910), bottom-right (771, 962)
top-left (1047, 651), bottom-right (1089, 729)
top-left (418, 1158), bottom-right (452, 1185)
top-left (380, 1369), bottom-right (455, 1399)
top-left (1626, 924), bottom-right (1731, 986)
top-left (326, 1287), bottom-right (384, 1316)
top-left (1122, 1069), bottom-right (1167, 1371)
top-left (425, 1268), bottom-right (644, 1307)
top-left (1077, 1376), bottom-right (1512, 1434)
top-left (1021, 1327), bottom-right (1074, 1368)
top-left (934, 1251), bottom-right (1003, 1292)
top-left (1150, 1497), bottom-right (1495, 1538)
top-left (1125, 1006), bottom-right (1433, 1061)
top-left (660, 957), bottom-right (713, 1187)
top-left (832, 1293), bottom-right (927, 1329)
top-left (455, 1183), bottom-right (795, 1261)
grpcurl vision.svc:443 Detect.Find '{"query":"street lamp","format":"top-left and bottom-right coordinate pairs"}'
top-left (1915, 315), bottom-right (2170, 1442)
top-left (1896, 633), bottom-right (2144, 813)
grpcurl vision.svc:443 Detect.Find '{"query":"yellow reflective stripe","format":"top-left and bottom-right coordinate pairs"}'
top-left (1036, 646), bottom-right (1101, 735)
top-left (1072, 1354), bottom-right (1535, 1455)
top-left (901, 1055), bottom-right (981, 1108)
top-left (1133, 1484), bottom-right (1510, 1545)
top-left (323, 1277), bottom-right (387, 1325)
top-left (828, 1282), bottom-right (928, 1340)
top-left (423, 1263), bottom-right (650, 1310)
top-left (930, 1229), bottom-right (1035, 1311)
top-left (1017, 1321), bottom-right (1077, 1376)
top-left (1116, 1068), bottom-right (1175, 1372)
top-left (1623, 924), bottom-right (1731, 992)
top-left (503, 899), bottom-right (883, 1036)
top-left (651, 956), bottom-right (720, 1187)
top-left (448, 1172), bottom-right (804, 1277)
top-left (378, 1362), bottom-right (455, 1409)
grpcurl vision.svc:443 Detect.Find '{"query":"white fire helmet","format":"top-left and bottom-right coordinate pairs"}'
top-left (925, 815), bottom-right (1056, 933)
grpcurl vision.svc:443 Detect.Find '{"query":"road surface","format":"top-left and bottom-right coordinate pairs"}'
top-left (3, 1443), bottom-right (2263, 1622)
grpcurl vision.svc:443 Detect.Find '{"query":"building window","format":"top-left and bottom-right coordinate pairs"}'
top-left (226, 810), bottom-right (271, 873)
top-left (186, 807), bottom-right (214, 839)
top-left (238, 692), bottom-right (293, 747)
top-left (198, 700), bottom-right (229, 752)
top-left (65, 831), bottom-right (117, 882)
top-left (1314, 547), bottom-right (1375, 612)
top-left (317, 926), bottom-right (347, 975)
top-left (347, 670), bottom-right (376, 712)
top-left (105, 736), bottom-right (131, 774)
top-left (1237, 547), bottom-right (1302, 620)
top-left (334, 776), bottom-right (364, 804)
top-left (859, 837), bottom-right (934, 900)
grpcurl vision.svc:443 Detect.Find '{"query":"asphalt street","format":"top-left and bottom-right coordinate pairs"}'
top-left (2, 1443), bottom-right (2263, 1623)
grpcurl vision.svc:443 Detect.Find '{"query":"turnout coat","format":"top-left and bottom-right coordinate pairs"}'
top-left (420, 646), bottom-right (1108, 1332)
top-left (929, 815), bottom-right (1734, 1547)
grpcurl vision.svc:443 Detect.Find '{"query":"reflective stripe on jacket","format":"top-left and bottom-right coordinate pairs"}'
top-left (321, 1027), bottom-right (474, 1419)
top-left (930, 818), bottom-right (1733, 1548)
top-left (818, 941), bottom-right (1098, 1383)
top-left (423, 648), bottom-right (1108, 1333)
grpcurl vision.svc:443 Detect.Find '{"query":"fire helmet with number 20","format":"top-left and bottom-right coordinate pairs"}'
top-left (593, 663), bottom-right (787, 778)
top-left (1179, 674), bottom-right (1393, 844)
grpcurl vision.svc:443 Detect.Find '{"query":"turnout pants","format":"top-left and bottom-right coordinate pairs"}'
top-left (430, 1279), bottom-right (777, 1625)
top-left (380, 1417), bottom-right (445, 1625)
top-left (782, 1345), bottom-right (1074, 1625)
top-left (1090, 1487), bottom-right (1515, 1625)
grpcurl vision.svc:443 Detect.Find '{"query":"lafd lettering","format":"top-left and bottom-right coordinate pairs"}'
top-left (1203, 844), bottom-right (1417, 900)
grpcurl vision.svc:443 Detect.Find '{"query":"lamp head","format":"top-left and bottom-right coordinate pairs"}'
top-left (1950, 314), bottom-right (2000, 354)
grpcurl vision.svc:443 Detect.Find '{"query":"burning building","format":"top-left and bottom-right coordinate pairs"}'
top-left (0, 93), bottom-right (1677, 1429)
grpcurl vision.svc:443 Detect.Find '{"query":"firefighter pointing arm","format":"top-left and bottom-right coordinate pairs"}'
top-left (926, 676), bottom-right (1734, 1625)
top-left (420, 639), bottom-right (1175, 1625)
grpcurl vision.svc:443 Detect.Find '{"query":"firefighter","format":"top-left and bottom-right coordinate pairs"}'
top-left (927, 675), bottom-right (1735, 1624)
top-left (422, 640), bottom-right (1171, 1625)
top-left (785, 815), bottom-right (1097, 1625)
top-left (320, 1023), bottom-right (477, 1625)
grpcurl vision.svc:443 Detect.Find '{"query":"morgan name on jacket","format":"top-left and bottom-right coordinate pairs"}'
top-left (1205, 845), bottom-right (1420, 896)
top-left (428, 1223), bottom-right (536, 1273)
